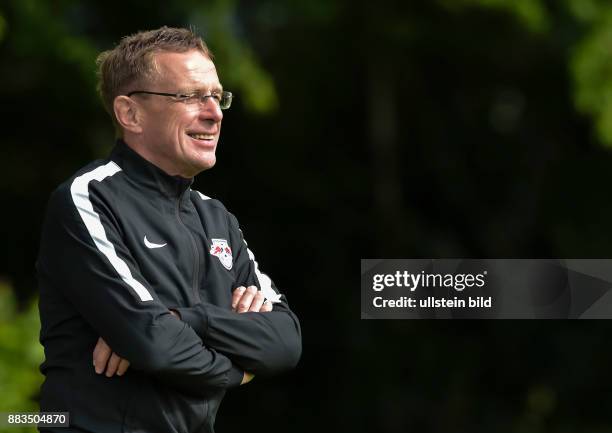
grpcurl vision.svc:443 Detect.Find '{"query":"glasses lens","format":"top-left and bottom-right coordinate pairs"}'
top-left (220, 92), bottom-right (232, 110)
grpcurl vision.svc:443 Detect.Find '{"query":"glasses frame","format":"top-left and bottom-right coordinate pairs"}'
top-left (126, 90), bottom-right (233, 110)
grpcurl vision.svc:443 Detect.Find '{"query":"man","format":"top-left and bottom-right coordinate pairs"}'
top-left (37, 26), bottom-right (301, 433)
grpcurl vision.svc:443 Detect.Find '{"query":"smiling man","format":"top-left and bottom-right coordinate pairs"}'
top-left (36, 27), bottom-right (301, 433)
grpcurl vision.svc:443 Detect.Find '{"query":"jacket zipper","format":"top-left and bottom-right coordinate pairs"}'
top-left (176, 191), bottom-right (201, 303)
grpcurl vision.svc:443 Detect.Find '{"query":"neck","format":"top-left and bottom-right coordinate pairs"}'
top-left (121, 136), bottom-right (193, 179)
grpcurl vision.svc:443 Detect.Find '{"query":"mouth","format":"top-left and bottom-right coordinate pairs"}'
top-left (187, 132), bottom-right (216, 142)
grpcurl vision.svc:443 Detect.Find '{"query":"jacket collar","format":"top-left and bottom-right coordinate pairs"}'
top-left (110, 139), bottom-right (194, 199)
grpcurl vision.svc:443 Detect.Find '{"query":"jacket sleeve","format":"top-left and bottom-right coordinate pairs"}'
top-left (37, 183), bottom-right (244, 395)
top-left (175, 213), bottom-right (302, 375)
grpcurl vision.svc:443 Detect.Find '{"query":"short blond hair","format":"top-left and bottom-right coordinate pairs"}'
top-left (96, 26), bottom-right (213, 129)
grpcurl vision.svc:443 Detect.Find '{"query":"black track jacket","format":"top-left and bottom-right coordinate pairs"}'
top-left (37, 140), bottom-right (301, 433)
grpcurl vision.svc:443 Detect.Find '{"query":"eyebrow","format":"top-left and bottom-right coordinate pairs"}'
top-left (181, 84), bottom-right (224, 94)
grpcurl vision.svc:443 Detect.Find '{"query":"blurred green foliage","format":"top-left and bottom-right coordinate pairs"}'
top-left (570, 1), bottom-right (612, 146)
top-left (0, 283), bottom-right (43, 433)
top-left (189, 0), bottom-right (278, 113)
top-left (442, 0), bottom-right (550, 32)
top-left (441, 0), bottom-right (612, 147)
top-left (5, 0), bottom-right (277, 118)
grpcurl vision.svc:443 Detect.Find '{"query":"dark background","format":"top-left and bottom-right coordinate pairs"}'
top-left (2, 0), bottom-right (612, 432)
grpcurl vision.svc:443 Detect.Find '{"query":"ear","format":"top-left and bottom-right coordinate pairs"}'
top-left (113, 95), bottom-right (143, 134)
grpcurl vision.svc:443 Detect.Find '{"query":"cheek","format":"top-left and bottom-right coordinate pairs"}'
top-left (172, 116), bottom-right (188, 134)
top-left (177, 114), bottom-right (201, 135)
top-left (145, 112), bottom-right (175, 137)
top-left (152, 109), bottom-right (186, 134)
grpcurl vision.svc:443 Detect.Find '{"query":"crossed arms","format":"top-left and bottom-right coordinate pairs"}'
top-left (93, 285), bottom-right (273, 384)
top-left (38, 186), bottom-right (302, 396)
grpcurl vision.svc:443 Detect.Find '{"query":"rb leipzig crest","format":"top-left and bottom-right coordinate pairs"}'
top-left (210, 239), bottom-right (233, 270)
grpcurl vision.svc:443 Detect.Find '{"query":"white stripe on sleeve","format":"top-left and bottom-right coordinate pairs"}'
top-left (240, 230), bottom-right (282, 303)
top-left (70, 161), bottom-right (154, 302)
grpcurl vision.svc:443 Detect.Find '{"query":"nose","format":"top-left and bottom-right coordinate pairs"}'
top-left (199, 96), bottom-right (223, 122)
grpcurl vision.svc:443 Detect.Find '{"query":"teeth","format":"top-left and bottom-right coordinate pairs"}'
top-left (189, 133), bottom-right (214, 140)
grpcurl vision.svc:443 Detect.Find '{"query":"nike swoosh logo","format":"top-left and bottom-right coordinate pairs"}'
top-left (144, 235), bottom-right (167, 249)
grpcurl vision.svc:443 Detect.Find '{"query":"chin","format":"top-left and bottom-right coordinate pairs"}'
top-left (194, 156), bottom-right (216, 173)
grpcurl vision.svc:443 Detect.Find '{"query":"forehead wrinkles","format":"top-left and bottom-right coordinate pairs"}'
top-left (183, 63), bottom-right (221, 90)
top-left (152, 52), bottom-right (220, 90)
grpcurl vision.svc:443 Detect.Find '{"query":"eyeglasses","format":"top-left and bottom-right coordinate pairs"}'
top-left (127, 90), bottom-right (233, 110)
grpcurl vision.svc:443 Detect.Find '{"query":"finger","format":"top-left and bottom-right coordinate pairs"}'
top-left (231, 286), bottom-right (246, 311)
top-left (93, 338), bottom-right (112, 374)
top-left (248, 290), bottom-right (265, 312)
top-left (260, 300), bottom-right (273, 312)
top-left (117, 359), bottom-right (130, 376)
top-left (105, 352), bottom-right (122, 377)
top-left (241, 371), bottom-right (255, 385)
top-left (237, 286), bottom-right (257, 313)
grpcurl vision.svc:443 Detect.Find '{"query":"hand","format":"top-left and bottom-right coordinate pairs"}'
top-left (232, 285), bottom-right (273, 313)
top-left (93, 337), bottom-right (130, 377)
top-left (241, 371), bottom-right (255, 385)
